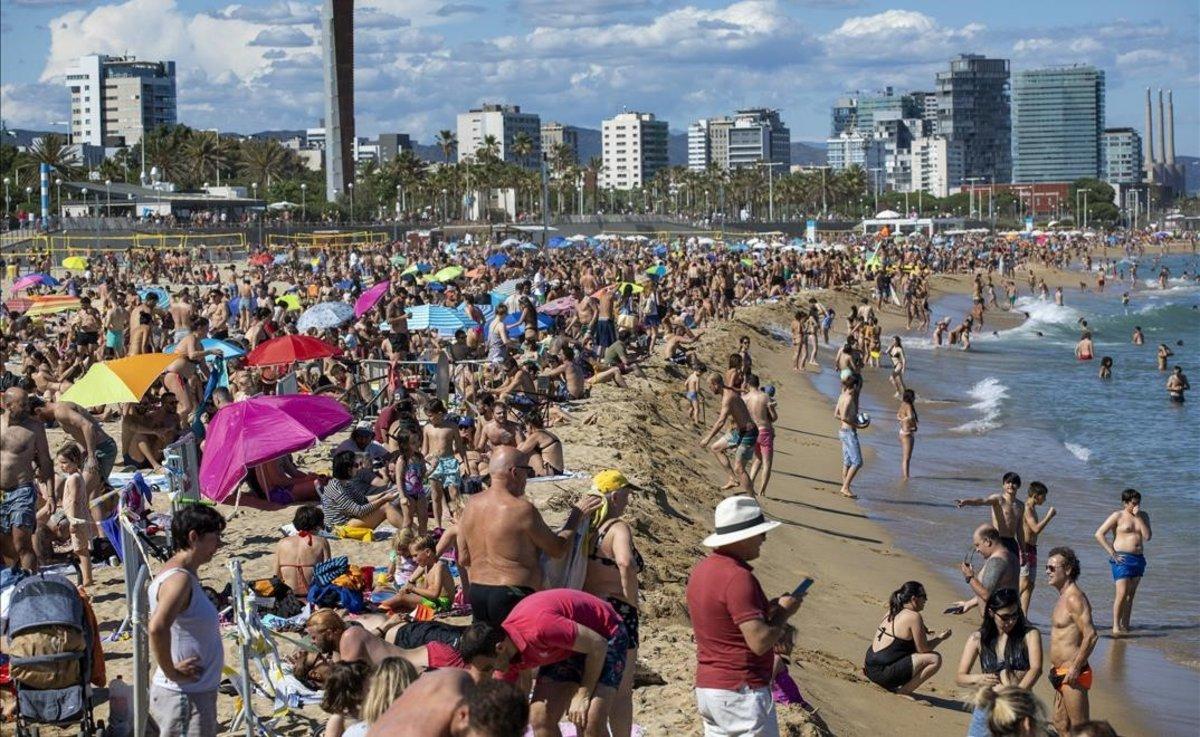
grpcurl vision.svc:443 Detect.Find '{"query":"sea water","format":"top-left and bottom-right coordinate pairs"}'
top-left (810, 252), bottom-right (1200, 735)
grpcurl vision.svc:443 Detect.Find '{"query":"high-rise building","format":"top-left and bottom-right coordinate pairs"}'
top-left (909, 136), bottom-right (964, 197)
top-left (855, 88), bottom-right (922, 134)
top-left (727, 109), bottom-right (790, 169)
top-left (540, 122), bottom-right (579, 163)
top-left (1102, 128), bottom-right (1143, 186)
top-left (936, 54), bottom-right (1011, 183)
top-left (376, 133), bottom-right (413, 164)
top-left (873, 117), bottom-right (924, 191)
top-left (1012, 65), bottom-right (1105, 183)
top-left (65, 54), bottom-right (176, 147)
top-left (601, 112), bottom-right (669, 190)
top-left (321, 0), bottom-right (355, 202)
top-left (908, 91), bottom-right (938, 136)
top-left (831, 95), bottom-right (858, 136)
top-left (826, 132), bottom-right (885, 174)
top-left (687, 119), bottom-right (712, 171)
top-left (456, 104), bottom-right (542, 169)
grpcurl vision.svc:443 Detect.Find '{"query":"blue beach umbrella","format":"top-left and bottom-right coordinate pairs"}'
top-left (458, 303), bottom-right (495, 323)
top-left (492, 278), bottom-right (521, 298)
top-left (405, 305), bottom-right (479, 335)
top-left (335, 279), bottom-right (354, 290)
top-left (504, 311), bottom-right (553, 338)
top-left (486, 253), bottom-right (509, 268)
top-left (138, 286), bottom-right (170, 304)
top-left (164, 337), bottom-right (245, 364)
top-left (297, 301), bottom-right (354, 331)
top-left (518, 242), bottom-right (539, 251)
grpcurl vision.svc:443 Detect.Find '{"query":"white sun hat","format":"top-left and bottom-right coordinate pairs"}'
top-left (702, 496), bottom-right (781, 547)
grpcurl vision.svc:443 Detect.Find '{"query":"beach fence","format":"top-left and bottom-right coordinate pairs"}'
top-left (265, 230), bottom-right (388, 259)
top-left (3, 232), bottom-right (250, 276)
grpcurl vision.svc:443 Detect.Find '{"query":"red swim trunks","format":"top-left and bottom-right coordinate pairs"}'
top-left (755, 428), bottom-right (775, 455)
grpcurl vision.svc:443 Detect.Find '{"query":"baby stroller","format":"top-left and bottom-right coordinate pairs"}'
top-left (3, 572), bottom-right (106, 737)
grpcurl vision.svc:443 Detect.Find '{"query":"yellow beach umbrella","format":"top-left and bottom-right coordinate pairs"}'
top-left (278, 293), bottom-right (302, 311)
top-left (616, 281), bottom-right (644, 294)
top-left (62, 256), bottom-right (88, 270)
top-left (59, 353), bottom-right (176, 408)
top-left (430, 265), bottom-right (464, 283)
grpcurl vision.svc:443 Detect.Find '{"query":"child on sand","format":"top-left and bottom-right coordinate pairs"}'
top-left (385, 528), bottom-right (418, 587)
top-left (42, 442), bottom-right (93, 586)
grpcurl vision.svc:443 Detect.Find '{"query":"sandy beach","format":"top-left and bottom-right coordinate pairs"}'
top-left (22, 247), bottom-right (1194, 737)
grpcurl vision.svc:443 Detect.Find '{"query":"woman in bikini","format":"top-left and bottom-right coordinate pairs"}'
top-left (582, 470), bottom-right (643, 737)
top-left (888, 335), bottom-right (907, 398)
top-left (518, 411), bottom-right (564, 477)
top-left (897, 389), bottom-right (918, 479)
top-left (274, 505), bottom-right (331, 597)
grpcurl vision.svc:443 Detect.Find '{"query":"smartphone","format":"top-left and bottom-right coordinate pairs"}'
top-left (792, 577), bottom-right (815, 598)
top-left (943, 605), bottom-right (965, 615)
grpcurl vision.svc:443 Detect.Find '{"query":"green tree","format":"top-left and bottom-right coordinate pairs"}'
top-left (25, 134), bottom-right (80, 180)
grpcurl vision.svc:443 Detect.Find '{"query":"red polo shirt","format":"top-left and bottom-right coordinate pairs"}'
top-left (501, 589), bottom-right (621, 671)
top-left (686, 550), bottom-right (773, 689)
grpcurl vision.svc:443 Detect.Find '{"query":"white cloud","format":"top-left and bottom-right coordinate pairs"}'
top-left (248, 26), bottom-right (312, 47)
top-left (824, 10), bottom-right (983, 63)
top-left (0, 82), bottom-right (65, 128)
top-left (1116, 49), bottom-right (1176, 69)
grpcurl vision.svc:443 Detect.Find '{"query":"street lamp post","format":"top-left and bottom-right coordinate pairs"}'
top-left (441, 188), bottom-right (449, 225)
top-left (55, 179), bottom-right (62, 220)
top-left (251, 183), bottom-right (262, 246)
top-left (81, 187), bottom-right (89, 218)
top-left (868, 167), bottom-right (883, 215)
top-left (300, 183), bottom-right (307, 223)
top-left (105, 179), bottom-right (112, 216)
top-left (349, 181), bottom-right (355, 225)
top-left (3, 177), bottom-right (11, 224)
top-left (756, 161), bottom-right (784, 221)
top-left (394, 185), bottom-right (401, 242)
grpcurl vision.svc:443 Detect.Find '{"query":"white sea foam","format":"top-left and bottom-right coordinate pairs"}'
top-left (950, 377), bottom-right (1008, 434)
top-left (1064, 442), bottom-right (1092, 462)
top-left (1011, 297), bottom-right (1083, 327)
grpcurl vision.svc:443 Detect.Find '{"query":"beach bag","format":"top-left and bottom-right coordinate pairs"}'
top-left (313, 556), bottom-right (349, 587)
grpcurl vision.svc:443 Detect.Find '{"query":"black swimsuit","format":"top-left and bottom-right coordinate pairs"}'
top-left (590, 521), bottom-right (644, 648)
top-left (863, 622), bottom-right (916, 691)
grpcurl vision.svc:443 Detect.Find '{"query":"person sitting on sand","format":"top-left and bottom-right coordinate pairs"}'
top-left (377, 534), bottom-right (457, 619)
top-left (517, 410), bottom-right (564, 477)
top-left (975, 686), bottom-right (1055, 737)
top-left (863, 581), bottom-right (951, 697)
top-left (321, 660), bottom-right (370, 737)
top-left (956, 588), bottom-right (1043, 737)
top-left (319, 450), bottom-right (405, 532)
top-left (274, 505), bottom-right (330, 597)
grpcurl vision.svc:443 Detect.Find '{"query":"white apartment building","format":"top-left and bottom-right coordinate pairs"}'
top-left (826, 132), bottom-right (885, 173)
top-left (65, 54), bottom-right (176, 147)
top-left (602, 112), bottom-right (669, 190)
top-left (456, 104), bottom-right (542, 169)
top-left (687, 120), bottom-right (712, 171)
top-left (908, 136), bottom-right (964, 197)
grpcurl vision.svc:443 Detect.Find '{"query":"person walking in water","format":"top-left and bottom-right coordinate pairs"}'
top-left (1093, 489), bottom-right (1151, 637)
top-left (896, 389), bottom-right (918, 479)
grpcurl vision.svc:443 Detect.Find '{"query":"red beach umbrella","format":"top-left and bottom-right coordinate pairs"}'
top-left (245, 334), bottom-right (341, 366)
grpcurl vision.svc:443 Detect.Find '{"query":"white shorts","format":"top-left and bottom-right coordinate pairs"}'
top-left (695, 686), bottom-right (779, 737)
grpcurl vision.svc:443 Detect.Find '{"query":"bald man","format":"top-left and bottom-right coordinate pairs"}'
top-left (1, 388), bottom-right (53, 571)
top-left (458, 446), bottom-right (602, 628)
top-left (367, 669), bottom-right (528, 737)
top-left (295, 610), bottom-right (414, 680)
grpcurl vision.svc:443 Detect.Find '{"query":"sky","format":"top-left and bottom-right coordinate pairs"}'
top-left (1, 0), bottom-right (1197, 155)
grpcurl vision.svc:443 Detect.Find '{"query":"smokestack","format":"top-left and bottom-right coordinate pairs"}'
top-left (1157, 88), bottom-right (1166, 164)
top-left (1144, 87), bottom-right (1155, 176)
top-left (1166, 89), bottom-right (1176, 165)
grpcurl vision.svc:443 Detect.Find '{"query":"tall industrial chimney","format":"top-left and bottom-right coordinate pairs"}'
top-left (1166, 89), bottom-right (1176, 165)
top-left (1144, 87), bottom-right (1155, 177)
top-left (1157, 89), bottom-right (1166, 164)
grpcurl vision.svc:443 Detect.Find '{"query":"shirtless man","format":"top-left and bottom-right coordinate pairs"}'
top-left (457, 446), bottom-right (602, 628)
top-left (31, 398), bottom-right (119, 522)
top-left (164, 317), bottom-right (220, 430)
top-left (699, 373), bottom-right (757, 495)
top-left (70, 297), bottom-right (104, 361)
top-left (594, 285), bottom-right (617, 350)
top-left (423, 400), bottom-right (467, 527)
top-left (481, 400), bottom-right (521, 450)
top-left (1, 388), bottom-right (53, 571)
top-left (1019, 481), bottom-right (1056, 615)
top-left (790, 310), bottom-right (807, 370)
top-left (1093, 489), bottom-right (1152, 636)
top-left (237, 278), bottom-right (254, 332)
top-left (956, 471), bottom-right (1026, 562)
top-left (299, 610), bottom-right (412, 674)
top-left (1074, 332), bottom-right (1094, 361)
top-left (833, 373), bottom-right (867, 499)
top-left (541, 347), bottom-right (587, 400)
top-left (366, 669), bottom-right (527, 737)
top-left (1046, 547), bottom-right (1098, 736)
top-left (103, 291), bottom-right (130, 358)
top-left (128, 293), bottom-right (160, 355)
top-left (743, 374), bottom-right (777, 497)
top-left (168, 290), bottom-right (194, 345)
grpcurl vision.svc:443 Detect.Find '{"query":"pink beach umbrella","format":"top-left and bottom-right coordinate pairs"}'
top-left (354, 280), bottom-right (391, 318)
top-left (538, 296), bottom-right (578, 316)
top-left (199, 395), bottom-right (352, 503)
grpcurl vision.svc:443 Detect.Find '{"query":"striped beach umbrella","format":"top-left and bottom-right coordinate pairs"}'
top-left (405, 305), bottom-right (478, 335)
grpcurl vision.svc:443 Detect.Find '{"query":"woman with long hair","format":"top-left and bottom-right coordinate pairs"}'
top-left (956, 588), bottom-right (1043, 737)
top-left (863, 581), bottom-right (952, 696)
top-left (348, 657), bottom-right (419, 736)
top-left (897, 388), bottom-right (918, 479)
top-left (975, 686), bottom-right (1054, 737)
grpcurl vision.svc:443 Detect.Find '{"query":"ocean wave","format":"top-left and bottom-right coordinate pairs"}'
top-left (950, 377), bottom-right (1008, 434)
top-left (1011, 297), bottom-right (1083, 327)
top-left (1064, 442), bottom-right (1092, 462)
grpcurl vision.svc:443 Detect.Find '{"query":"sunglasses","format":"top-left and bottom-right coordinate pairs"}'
top-left (514, 465), bottom-right (534, 474)
top-left (993, 609), bottom-right (1021, 622)
top-left (1045, 564), bottom-right (1059, 572)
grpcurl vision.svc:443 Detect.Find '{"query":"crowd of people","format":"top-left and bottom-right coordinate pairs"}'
top-left (0, 226), bottom-right (1188, 737)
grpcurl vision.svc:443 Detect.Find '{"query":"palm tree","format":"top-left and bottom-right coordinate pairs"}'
top-left (139, 125), bottom-right (189, 184)
top-left (185, 130), bottom-right (231, 186)
top-left (511, 132), bottom-right (534, 168)
top-left (476, 135), bottom-right (500, 162)
top-left (25, 134), bottom-right (80, 180)
top-left (238, 138), bottom-right (293, 189)
top-left (435, 130), bottom-right (457, 163)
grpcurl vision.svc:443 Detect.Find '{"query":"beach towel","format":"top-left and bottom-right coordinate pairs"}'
top-left (540, 517), bottom-right (591, 591)
top-left (333, 524), bottom-right (375, 542)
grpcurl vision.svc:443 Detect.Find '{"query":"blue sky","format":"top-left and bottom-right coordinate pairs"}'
top-left (1, 0), bottom-right (1197, 155)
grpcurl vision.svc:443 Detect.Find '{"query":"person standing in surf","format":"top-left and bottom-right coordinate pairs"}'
top-left (956, 472), bottom-right (1026, 561)
top-left (896, 389), bottom-right (918, 480)
top-left (1046, 547), bottom-right (1097, 736)
top-left (1073, 332), bottom-right (1094, 361)
top-left (1166, 366), bottom-right (1189, 403)
top-left (1093, 489), bottom-right (1152, 637)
